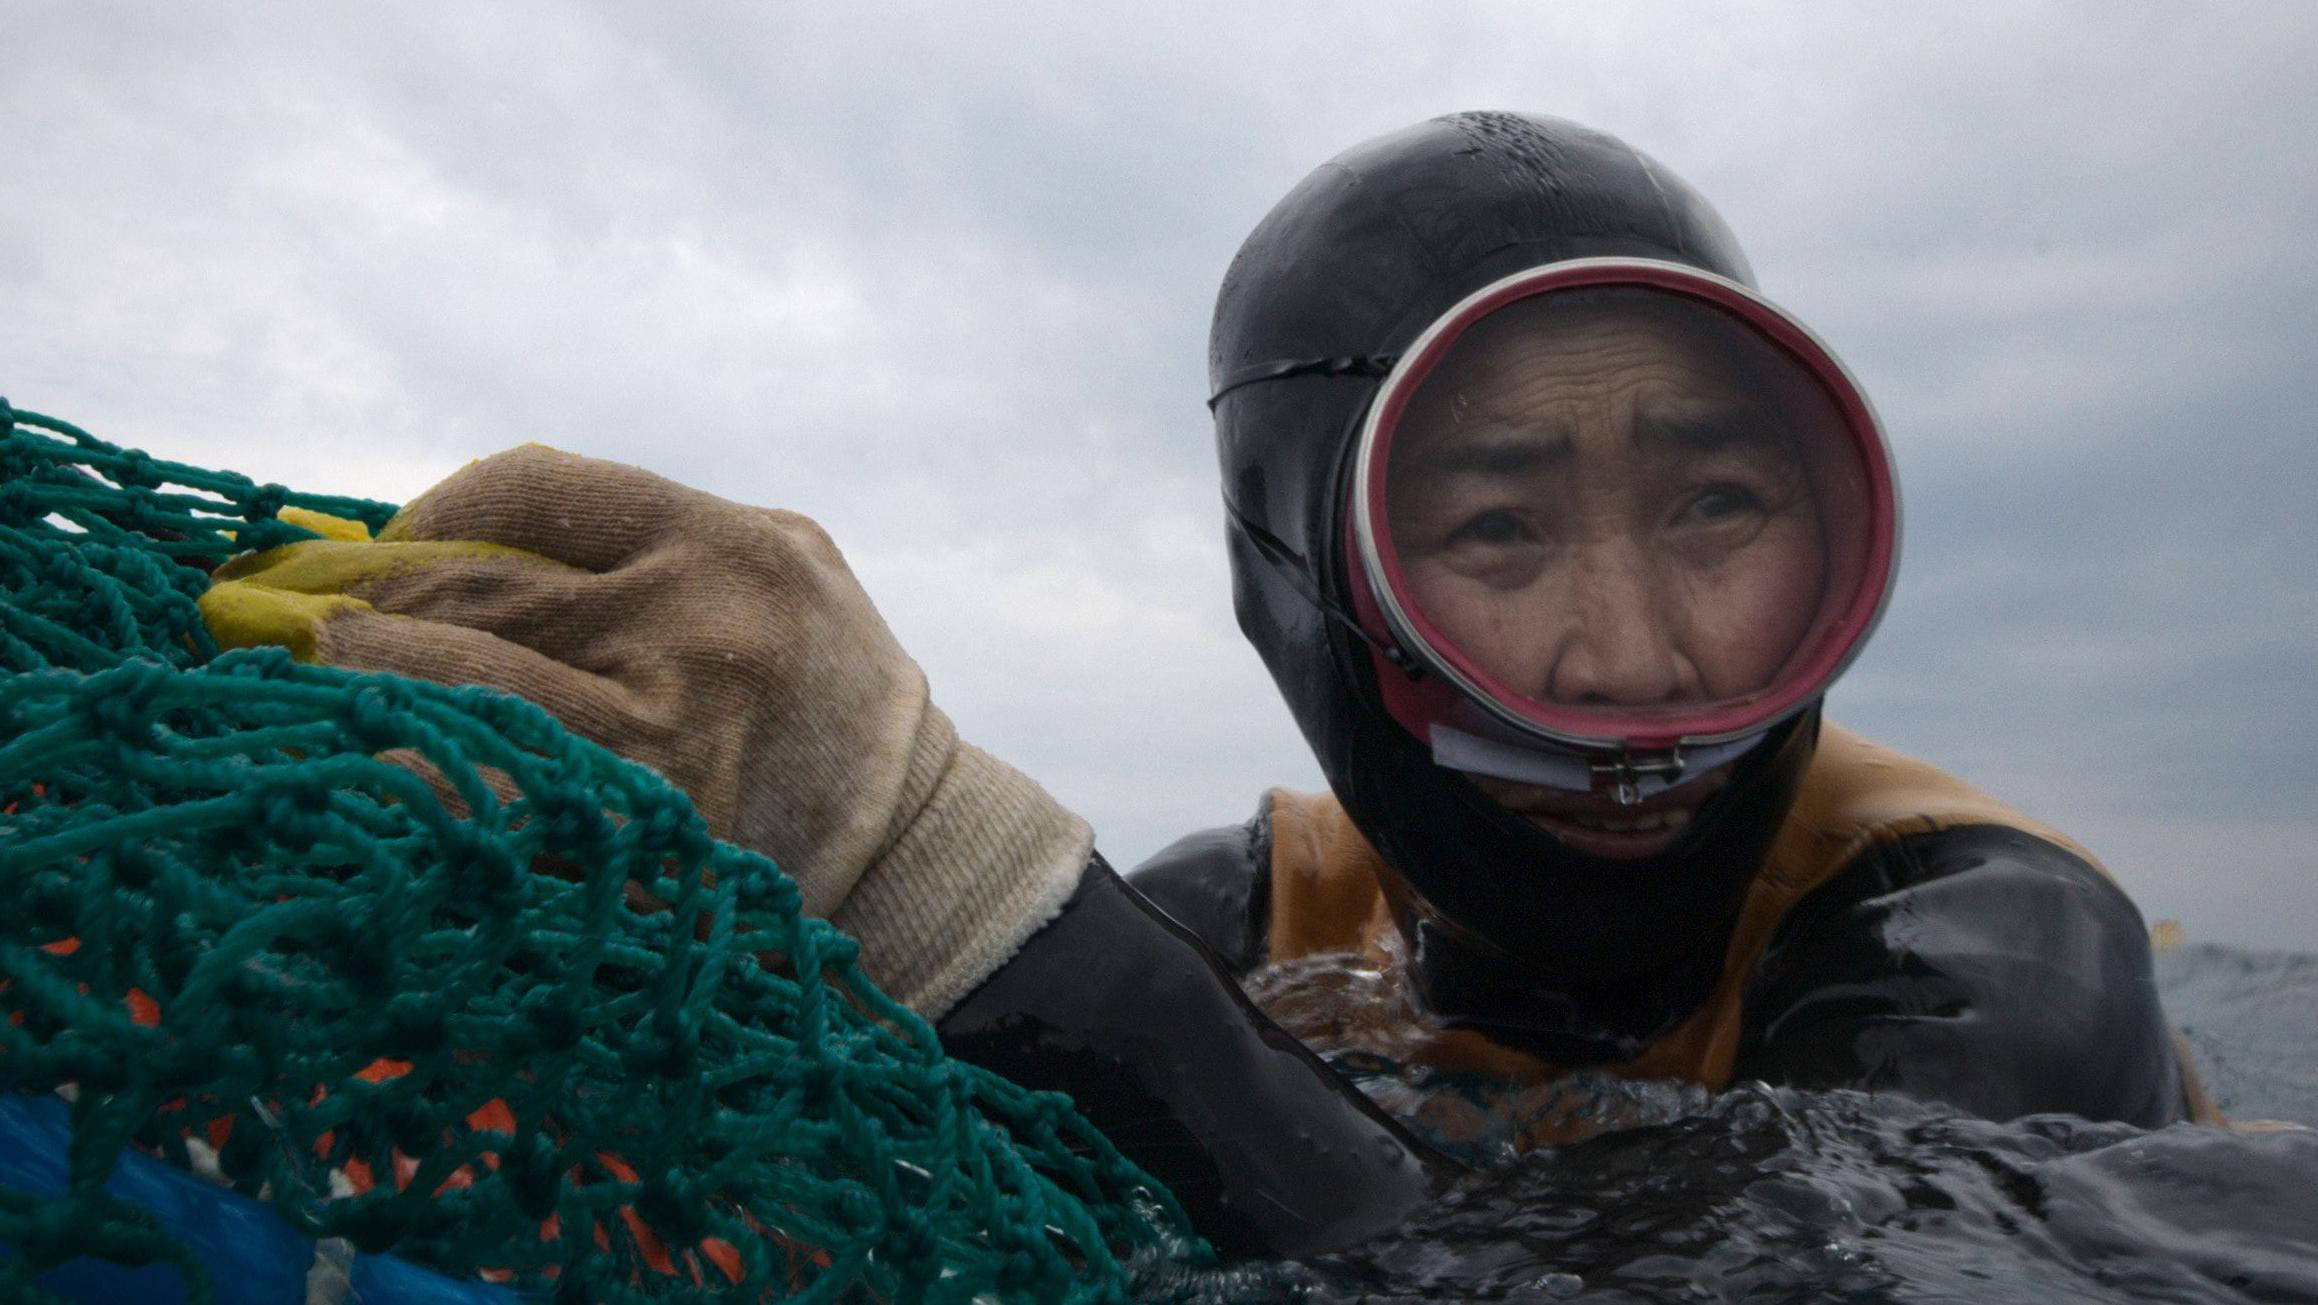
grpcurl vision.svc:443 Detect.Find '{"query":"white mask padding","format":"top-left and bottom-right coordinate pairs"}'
top-left (1430, 722), bottom-right (1764, 799)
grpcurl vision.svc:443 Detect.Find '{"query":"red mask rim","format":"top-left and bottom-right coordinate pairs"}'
top-left (1347, 258), bottom-right (1902, 755)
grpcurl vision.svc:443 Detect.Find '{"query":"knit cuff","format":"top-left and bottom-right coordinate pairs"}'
top-left (827, 741), bottom-right (1092, 1021)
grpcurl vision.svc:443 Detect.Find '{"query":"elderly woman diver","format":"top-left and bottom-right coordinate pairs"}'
top-left (206, 111), bottom-right (2213, 1258)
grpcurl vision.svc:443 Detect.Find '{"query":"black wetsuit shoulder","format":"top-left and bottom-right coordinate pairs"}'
top-left (935, 853), bottom-right (1447, 1258)
top-left (1735, 822), bottom-right (2188, 1128)
top-left (1118, 799), bottom-right (1272, 975)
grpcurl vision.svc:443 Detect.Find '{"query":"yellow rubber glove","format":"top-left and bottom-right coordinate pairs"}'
top-left (199, 445), bottom-right (1092, 1019)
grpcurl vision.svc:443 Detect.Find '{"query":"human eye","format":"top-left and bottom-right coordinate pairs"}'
top-left (1677, 483), bottom-right (1766, 525)
top-left (1448, 508), bottom-right (1538, 548)
top-left (1425, 505), bottom-right (1552, 588)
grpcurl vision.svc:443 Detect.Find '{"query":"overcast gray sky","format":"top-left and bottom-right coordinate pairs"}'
top-left (6, 3), bottom-right (2313, 950)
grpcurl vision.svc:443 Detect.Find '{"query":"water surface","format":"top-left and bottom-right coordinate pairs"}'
top-left (1134, 942), bottom-right (2318, 1303)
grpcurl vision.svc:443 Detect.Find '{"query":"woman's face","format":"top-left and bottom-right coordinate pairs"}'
top-left (1384, 303), bottom-right (1828, 856)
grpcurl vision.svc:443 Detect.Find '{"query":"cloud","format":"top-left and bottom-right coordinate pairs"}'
top-left (4, 2), bottom-right (2312, 939)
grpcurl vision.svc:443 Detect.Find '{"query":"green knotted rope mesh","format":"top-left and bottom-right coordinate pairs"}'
top-left (0, 402), bottom-right (1213, 1303)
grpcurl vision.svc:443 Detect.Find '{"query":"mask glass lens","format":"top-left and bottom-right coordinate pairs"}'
top-left (1368, 281), bottom-right (1887, 746)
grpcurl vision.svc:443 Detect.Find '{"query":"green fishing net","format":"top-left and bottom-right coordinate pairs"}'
top-left (0, 402), bottom-right (1208, 1303)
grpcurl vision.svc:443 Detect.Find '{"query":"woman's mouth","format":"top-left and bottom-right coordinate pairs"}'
top-left (1553, 806), bottom-right (1693, 833)
top-left (1514, 808), bottom-right (1693, 858)
top-left (1470, 767), bottom-right (1730, 859)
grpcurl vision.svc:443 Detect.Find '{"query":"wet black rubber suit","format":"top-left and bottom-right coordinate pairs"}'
top-left (935, 112), bottom-right (2194, 1260)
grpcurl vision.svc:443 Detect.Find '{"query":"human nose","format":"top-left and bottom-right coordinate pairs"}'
top-left (1543, 548), bottom-right (1692, 707)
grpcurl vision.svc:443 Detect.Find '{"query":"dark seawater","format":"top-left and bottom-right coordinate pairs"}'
top-left (1132, 943), bottom-right (2318, 1304)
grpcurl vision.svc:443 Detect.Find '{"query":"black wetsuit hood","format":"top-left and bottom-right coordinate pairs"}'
top-left (1209, 111), bottom-right (1822, 1061)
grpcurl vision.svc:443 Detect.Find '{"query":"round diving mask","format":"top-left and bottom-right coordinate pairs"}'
top-left (1346, 259), bottom-right (1900, 805)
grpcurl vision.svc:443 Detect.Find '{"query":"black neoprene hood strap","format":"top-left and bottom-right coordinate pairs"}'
top-left (1207, 354), bottom-right (1397, 410)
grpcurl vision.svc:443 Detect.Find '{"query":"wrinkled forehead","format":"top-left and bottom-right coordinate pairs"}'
top-left (1397, 286), bottom-right (1804, 453)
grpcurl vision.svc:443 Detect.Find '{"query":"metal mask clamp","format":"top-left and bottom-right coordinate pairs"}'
top-left (1590, 747), bottom-right (1686, 807)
